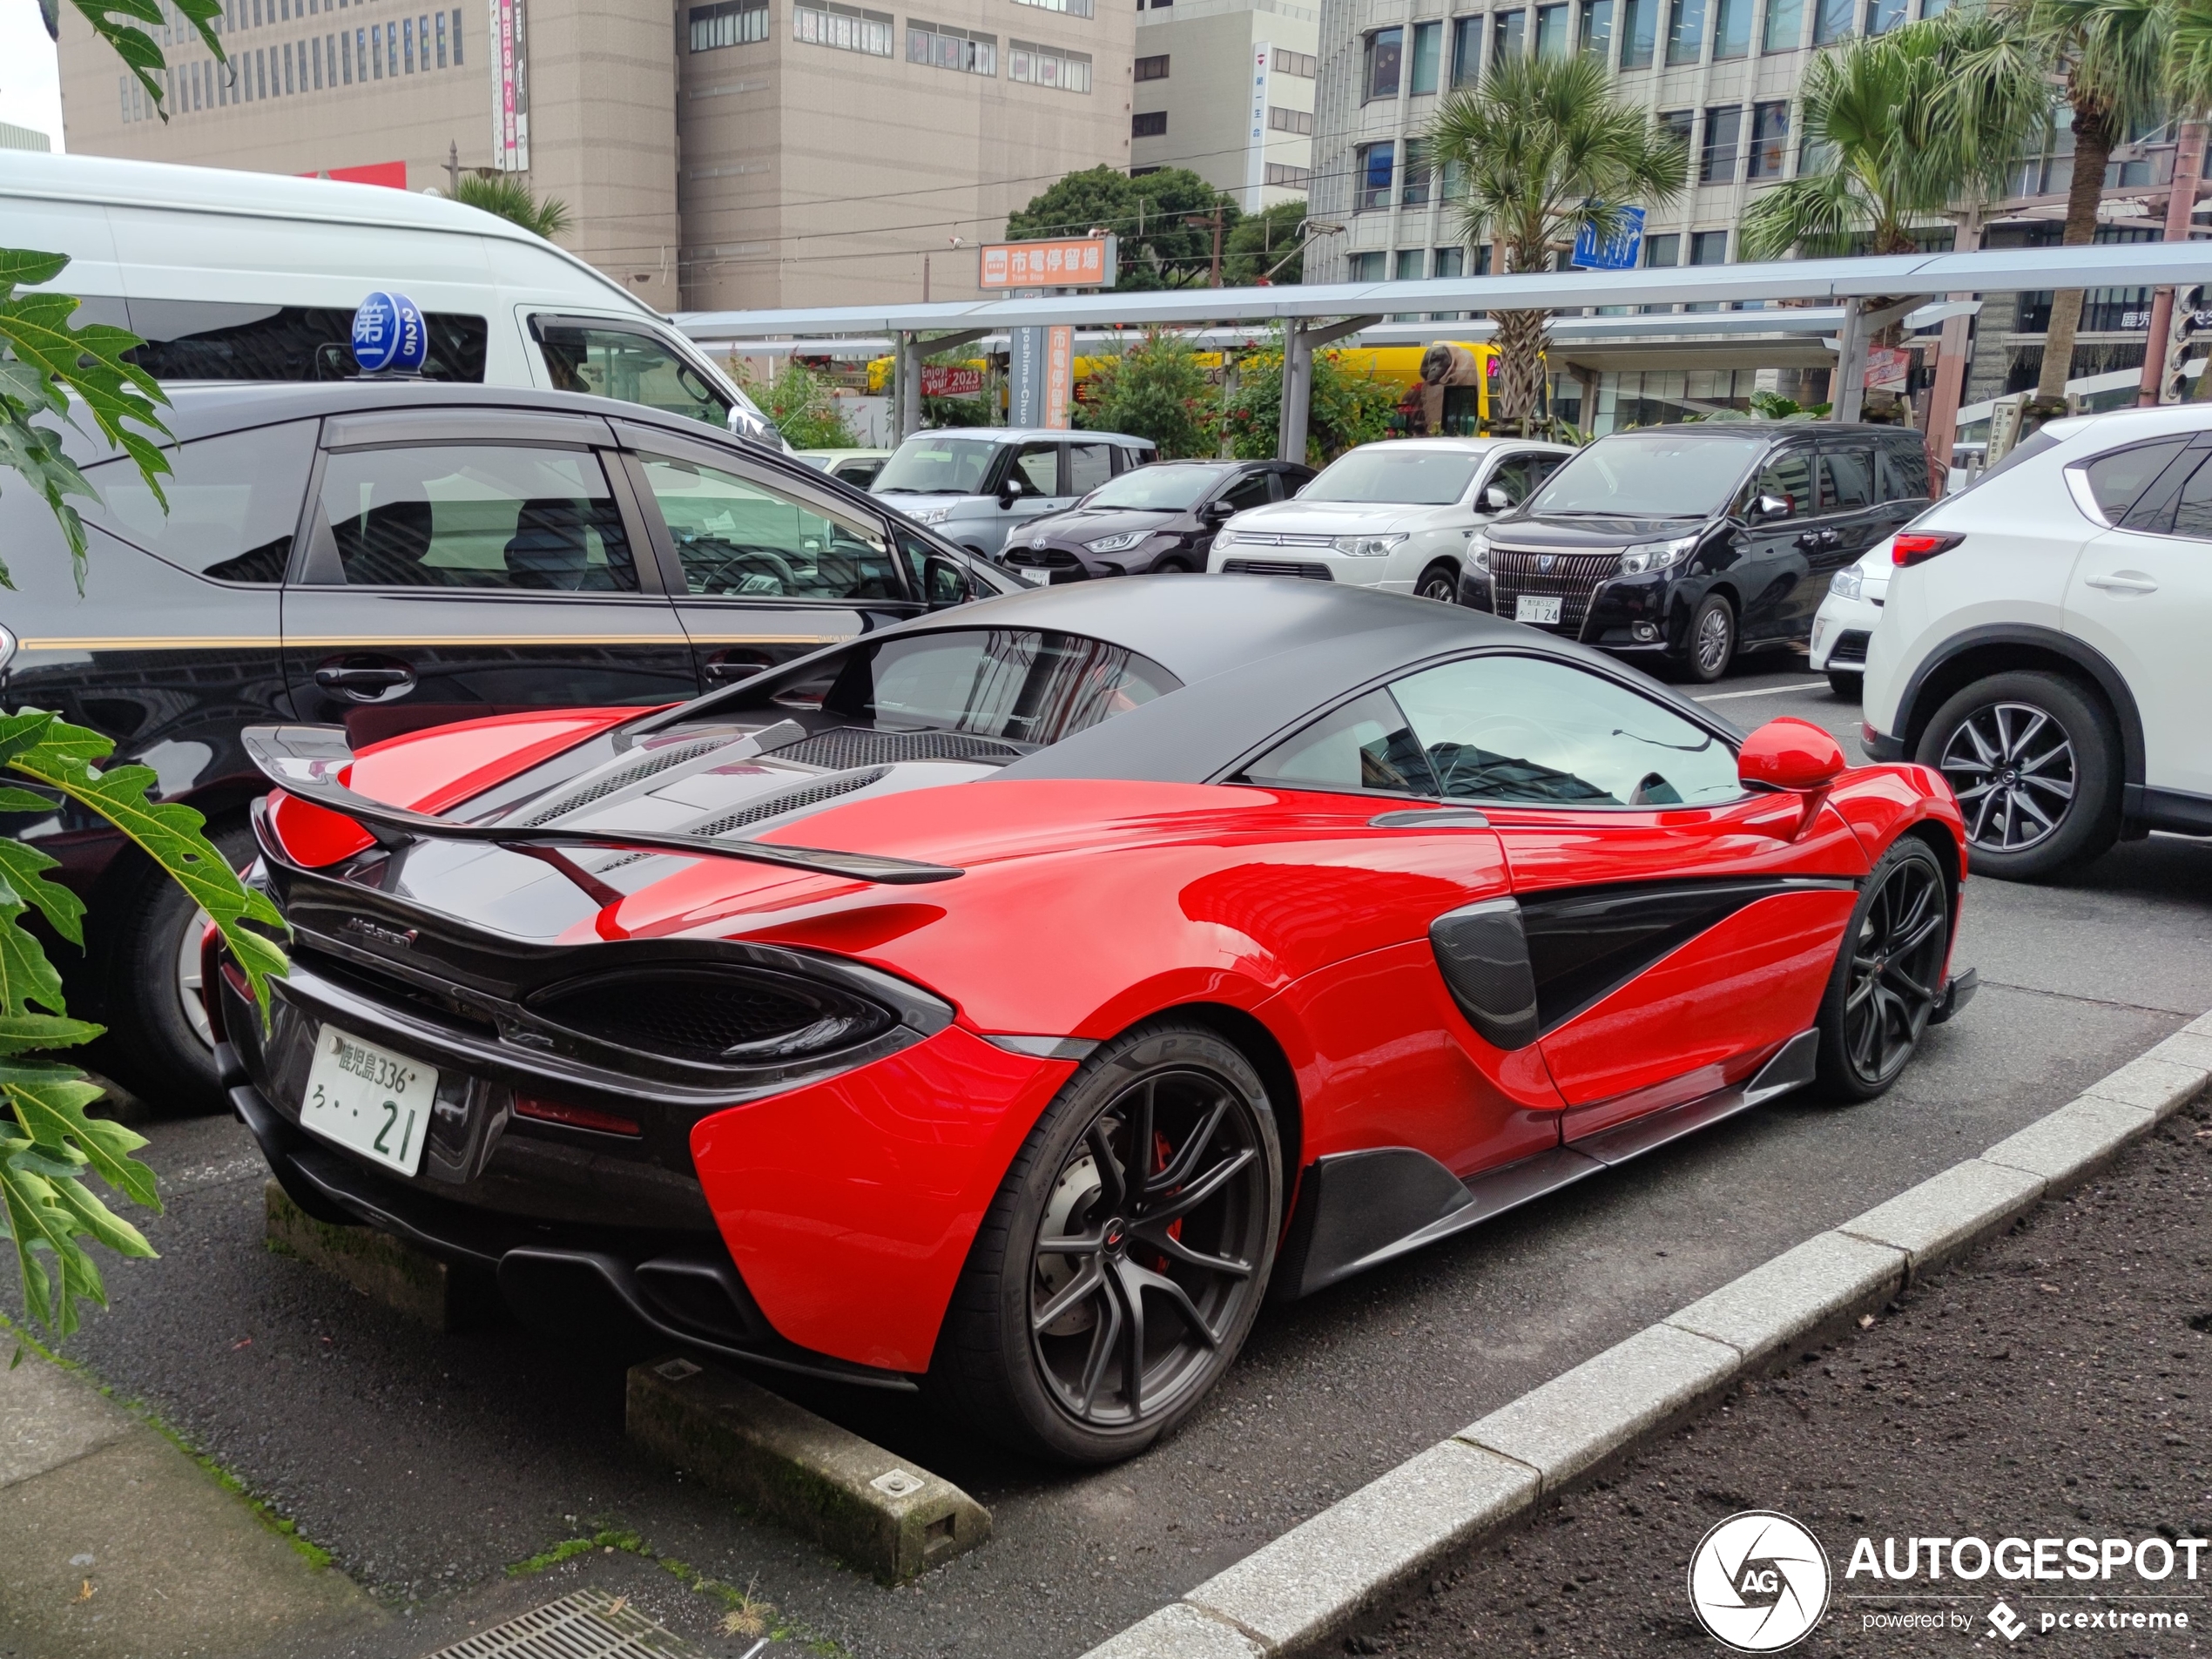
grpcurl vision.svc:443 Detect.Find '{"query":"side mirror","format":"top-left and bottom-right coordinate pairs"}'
top-left (921, 552), bottom-right (974, 610)
top-left (1751, 492), bottom-right (1792, 522)
top-left (1738, 717), bottom-right (1846, 792)
top-left (1480, 484), bottom-right (1515, 513)
top-left (1201, 499), bottom-right (1237, 523)
top-left (998, 476), bottom-right (1027, 507)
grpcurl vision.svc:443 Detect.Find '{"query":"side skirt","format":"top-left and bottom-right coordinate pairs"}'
top-left (1277, 1028), bottom-right (1820, 1300)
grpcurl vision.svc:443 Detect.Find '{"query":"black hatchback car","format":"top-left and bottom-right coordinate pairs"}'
top-left (0, 381), bottom-right (1015, 1113)
top-left (1460, 422), bottom-right (1935, 682)
top-left (999, 458), bottom-right (1314, 583)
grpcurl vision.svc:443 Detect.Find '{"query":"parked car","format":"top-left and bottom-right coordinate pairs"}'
top-left (5, 151), bottom-right (781, 446)
top-left (221, 577), bottom-right (1971, 1463)
top-left (1001, 459), bottom-right (1314, 583)
top-left (1810, 544), bottom-right (1891, 698)
top-left (1465, 423), bottom-right (1936, 683)
top-left (1864, 405), bottom-right (2212, 880)
top-left (1208, 437), bottom-right (1570, 602)
top-left (0, 380), bottom-right (1015, 1116)
top-left (871, 428), bottom-right (1160, 559)
top-left (796, 448), bottom-right (894, 488)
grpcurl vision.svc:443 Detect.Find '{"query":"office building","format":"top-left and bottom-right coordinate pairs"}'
top-left (1130, 0), bottom-right (1318, 212)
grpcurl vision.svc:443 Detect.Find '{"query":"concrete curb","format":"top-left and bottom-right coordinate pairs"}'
top-left (1081, 1008), bottom-right (2212, 1659)
top-left (264, 1179), bottom-right (498, 1332)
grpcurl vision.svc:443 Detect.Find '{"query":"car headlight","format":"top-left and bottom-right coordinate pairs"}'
top-left (1085, 531), bottom-right (1149, 553)
top-left (1830, 564), bottom-right (1865, 601)
top-left (1212, 529), bottom-right (1238, 551)
top-left (909, 504), bottom-right (955, 525)
top-left (1331, 533), bottom-right (1406, 558)
top-left (1619, 535), bottom-right (1697, 576)
top-left (1464, 531), bottom-right (1491, 573)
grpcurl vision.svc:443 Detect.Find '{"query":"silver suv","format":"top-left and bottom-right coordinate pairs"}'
top-left (871, 428), bottom-right (1158, 559)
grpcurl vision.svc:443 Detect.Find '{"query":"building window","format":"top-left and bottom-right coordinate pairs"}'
top-left (1748, 100), bottom-right (1789, 176)
top-left (1620, 0), bottom-right (1655, 64)
top-left (793, 0), bottom-right (894, 53)
top-left (1012, 0), bottom-right (1095, 17)
top-left (1357, 140), bottom-right (1395, 209)
top-left (1762, 0), bottom-right (1802, 47)
top-left (910, 18), bottom-right (995, 71)
top-left (1689, 228), bottom-right (1729, 263)
top-left (1711, 0), bottom-right (1749, 55)
top-left (1494, 7), bottom-right (1525, 59)
top-left (1665, 0), bottom-right (1703, 62)
top-left (1580, 0), bottom-right (1613, 52)
top-left (1700, 105), bottom-right (1742, 181)
top-left (1643, 231), bottom-right (1680, 266)
top-left (403, 16), bottom-right (415, 71)
top-left (1268, 105), bottom-right (1313, 133)
top-left (1264, 161), bottom-right (1312, 187)
top-left (1349, 251), bottom-right (1386, 280)
top-left (1364, 26), bottom-right (1402, 98)
top-left (1450, 14), bottom-right (1481, 84)
top-left (436, 10), bottom-right (446, 61)
top-left (342, 28), bottom-right (352, 78)
top-left (1395, 248), bottom-right (1426, 280)
top-left (1401, 137), bottom-right (1432, 204)
top-left (1134, 51), bottom-right (1168, 78)
top-left (1811, 0), bottom-right (1850, 41)
top-left (388, 20), bottom-right (400, 71)
top-left (1410, 18), bottom-right (1442, 90)
top-left (1132, 109), bottom-right (1166, 134)
top-left (691, 0), bottom-right (766, 48)
top-left (1271, 47), bottom-right (1315, 75)
top-left (1864, 0), bottom-right (1905, 29)
top-left (1434, 246), bottom-right (1465, 278)
top-left (312, 34), bottom-right (322, 83)
top-left (1535, 2), bottom-right (1569, 55)
top-left (1660, 105), bottom-right (1693, 179)
top-left (1008, 38), bottom-right (1091, 87)
top-left (259, 44), bottom-right (269, 91)
top-left (452, 9), bottom-right (462, 63)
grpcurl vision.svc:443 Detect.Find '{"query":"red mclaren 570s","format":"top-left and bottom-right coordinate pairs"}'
top-left (221, 577), bottom-right (1973, 1463)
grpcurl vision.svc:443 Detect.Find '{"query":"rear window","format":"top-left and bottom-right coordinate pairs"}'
top-left (80, 420), bottom-right (317, 583)
top-left (772, 629), bottom-right (1180, 749)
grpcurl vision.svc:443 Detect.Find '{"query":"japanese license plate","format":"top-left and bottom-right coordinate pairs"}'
top-left (300, 1023), bottom-right (435, 1177)
top-left (1016, 565), bottom-right (1051, 585)
top-left (1515, 595), bottom-right (1563, 625)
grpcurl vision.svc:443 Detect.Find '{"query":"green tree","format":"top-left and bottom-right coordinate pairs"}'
top-left (1006, 167), bottom-right (1240, 290)
top-left (1426, 52), bottom-right (1689, 430)
top-left (0, 9), bottom-right (290, 1337)
top-left (1218, 334), bottom-right (1399, 465)
top-left (1076, 330), bottom-right (1217, 456)
top-left (453, 173), bottom-right (574, 241)
top-left (1739, 10), bottom-right (2054, 260)
top-left (734, 360), bottom-right (856, 448)
top-left (1224, 201), bottom-right (1311, 286)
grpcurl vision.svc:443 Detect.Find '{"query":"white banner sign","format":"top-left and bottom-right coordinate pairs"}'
top-left (1244, 42), bottom-right (1270, 212)
top-left (492, 0), bottom-right (529, 172)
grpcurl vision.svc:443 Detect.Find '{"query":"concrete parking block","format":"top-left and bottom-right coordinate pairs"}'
top-left (1184, 1439), bottom-right (1538, 1653)
top-left (2143, 1029), bottom-right (2212, 1076)
top-left (1665, 1231), bottom-right (1907, 1364)
top-left (626, 1355), bottom-right (988, 1583)
top-left (2077, 1055), bottom-right (2207, 1117)
top-left (263, 1179), bottom-right (496, 1332)
top-left (1836, 1157), bottom-right (2044, 1272)
top-left (1079, 1602), bottom-right (1267, 1659)
top-left (1979, 1096), bottom-right (2157, 1184)
top-left (1456, 1323), bottom-right (1737, 1494)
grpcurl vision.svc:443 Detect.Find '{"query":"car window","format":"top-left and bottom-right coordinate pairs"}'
top-left (1818, 448), bottom-right (1873, 512)
top-left (1242, 688), bottom-right (1440, 796)
top-left (1484, 455), bottom-right (1540, 509)
top-left (1390, 655), bottom-right (1742, 806)
top-left (1750, 448), bottom-right (1813, 519)
top-left (534, 320), bottom-right (732, 428)
top-left (314, 445), bottom-right (639, 591)
top-left (1527, 432), bottom-right (1767, 516)
top-left (873, 437), bottom-right (1001, 495)
top-left (82, 420), bottom-right (316, 583)
top-left (1067, 443), bottom-right (1113, 496)
top-left (636, 452), bottom-right (901, 601)
top-left (2172, 458), bottom-right (2212, 538)
top-left (1013, 444), bottom-right (1061, 495)
top-left (819, 629), bottom-right (1180, 745)
top-left (833, 458), bottom-right (885, 487)
top-left (1219, 470), bottom-right (1273, 513)
top-left (1877, 440), bottom-right (1930, 502)
top-left (2081, 438), bottom-right (2193, 523)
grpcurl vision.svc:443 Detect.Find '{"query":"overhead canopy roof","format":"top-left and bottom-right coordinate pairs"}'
top-left (677, 242), bottom-right (2211, 341)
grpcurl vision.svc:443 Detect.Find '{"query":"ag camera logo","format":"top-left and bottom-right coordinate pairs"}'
top-left (1689, 1511), bottom-right (1832, 1652)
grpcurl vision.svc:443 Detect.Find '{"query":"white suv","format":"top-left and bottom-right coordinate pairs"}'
top-left (1864, 406), bottom-right (2212, 880)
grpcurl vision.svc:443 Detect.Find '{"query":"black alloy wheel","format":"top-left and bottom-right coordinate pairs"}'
top-left (1416, 563), bottom-right (1462, 604)
top-left (1681, 594), bottom-right (1737, 684)
top-left (1812, 838), bottom-right (1952, 1102)
top-left (1912, 670), bottom-right (2121, 880)
top-left (934, 1023), bottom-right (1280, 1463)
top-left (1826, 670), bottom-right (1862, 701)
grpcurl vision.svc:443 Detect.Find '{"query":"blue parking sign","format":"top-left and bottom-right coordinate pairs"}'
top-left (351, 290), bottom-right (428, 374)
top-left (1572, 207), bottom-right (1645, 272)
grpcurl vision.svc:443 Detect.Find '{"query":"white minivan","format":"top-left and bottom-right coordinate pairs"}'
top-left (4, 151), bottom-right (779, 443)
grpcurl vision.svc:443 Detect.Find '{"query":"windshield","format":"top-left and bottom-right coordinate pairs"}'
top-left (873, 437), bottom-right (1003, 495)
top-left (1301, 447), bottom-right (1481, 505)
top-left (1082, 463), bottom-right (1227, 511)
top-left (1527, 433), bottom-right (1767, 517)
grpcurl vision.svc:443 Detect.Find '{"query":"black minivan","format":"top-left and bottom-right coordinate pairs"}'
top-left (0, 381), bottom-right (1014, 1114)
top-left (1460, 421), bottom-right (1934, 682)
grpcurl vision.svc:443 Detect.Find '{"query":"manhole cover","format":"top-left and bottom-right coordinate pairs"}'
top-left (422, 1588), bottom-right (699, 1658)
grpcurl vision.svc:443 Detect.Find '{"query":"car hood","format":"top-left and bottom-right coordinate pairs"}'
top-left (1486, 514), bottom-right (1709, 550)
top-left (1224, 500), bottom-right (1465, 537)
top-left (1016, 508), bottom-right (1180, 546)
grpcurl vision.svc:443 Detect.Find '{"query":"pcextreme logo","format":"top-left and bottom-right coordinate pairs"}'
top-left (1689, 1511), bottom-right (1834, 1652)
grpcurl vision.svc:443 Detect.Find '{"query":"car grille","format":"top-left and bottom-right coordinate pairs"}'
top-left (1003, 547), bottom-right (1082, 570)
top-left (531, 968), bottom-right (893, 1065)
top-left (1222, 558), bottom-right (1332, 580)
top-left (516, 736), bottom-right (732, 826)
top-left (691, 766), bottom-right (889, 838)
top-left (766, 726), bottom-right (1025, 767)
top-left (1486, 548), bottom-right (1618, 637)
top-left (1827, 629), bottom-right (1870, 666)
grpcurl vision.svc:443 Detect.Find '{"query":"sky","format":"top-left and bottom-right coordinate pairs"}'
top-left (1, 0), bottom-right (65, 149)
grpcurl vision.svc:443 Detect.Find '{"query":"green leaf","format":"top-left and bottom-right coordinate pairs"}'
top-left (0, 251), bottom-right (69, 293)
top-left (0, 1060), bottom-right (159, 1213)
top-left (0, 839), bottom-right (86, 947)
top-left (0, 909), bottom-right (68, 1021)
top-left (45, 1173), bottom-right (154, 1260)
top-left (0, 1014), bottom-right (103, 1055)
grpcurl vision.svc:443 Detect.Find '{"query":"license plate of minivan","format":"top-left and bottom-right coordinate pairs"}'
top-left (1515, 596), bottom-right (1563, 624)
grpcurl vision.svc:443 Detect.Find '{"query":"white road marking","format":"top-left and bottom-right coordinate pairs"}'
top-left (1694, 680), bottom-right (1830, 703)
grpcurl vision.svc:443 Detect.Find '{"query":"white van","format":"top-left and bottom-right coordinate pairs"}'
top-left (2, 152), bottom-right (779, 444)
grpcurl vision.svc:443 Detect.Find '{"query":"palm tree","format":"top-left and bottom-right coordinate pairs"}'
top-left (1739, 9), bottom-right (2052, 260)
top-left (453, 173), bottom-right (575, 241)
top-left (1426, 52), bottom-right (1688, 431)
top-left (2001, 0), bottom-right (2172, 407)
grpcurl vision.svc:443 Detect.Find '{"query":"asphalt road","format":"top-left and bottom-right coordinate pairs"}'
top-left (25, 656), bottom-right (2212, 1659)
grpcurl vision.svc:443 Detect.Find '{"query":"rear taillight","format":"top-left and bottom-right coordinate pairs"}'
top-left (199, 921), bottom-right (226, 1045)
top-left (1892, 532), bottom-right (1964, 567)
top-left (512, 1093), bottom-right (641, 1137)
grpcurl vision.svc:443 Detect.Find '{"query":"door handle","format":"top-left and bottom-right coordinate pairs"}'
top-left (705, 651), bottom-right (775, 684)
top-left (314, 659), bottom-right (415, 702)
top-left (2084, 572), bottom-right (2159, 593)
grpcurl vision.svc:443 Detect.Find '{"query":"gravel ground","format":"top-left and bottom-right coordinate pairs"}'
top-left (1350, 1092), bottom-right (2212, 1656)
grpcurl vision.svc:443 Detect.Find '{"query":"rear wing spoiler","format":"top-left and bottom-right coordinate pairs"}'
top-left (240, 725), bottom-right (963, 887)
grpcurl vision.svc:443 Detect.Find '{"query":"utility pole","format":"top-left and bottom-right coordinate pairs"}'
top-left (923, 253), bottom-right (931, 304)
top-left (445, 141), bottom-right (461, 197)
top-left (1184, 203), bottom-right (1227, 287)
top-left (2140, 121), bottom-right (2208, 405)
